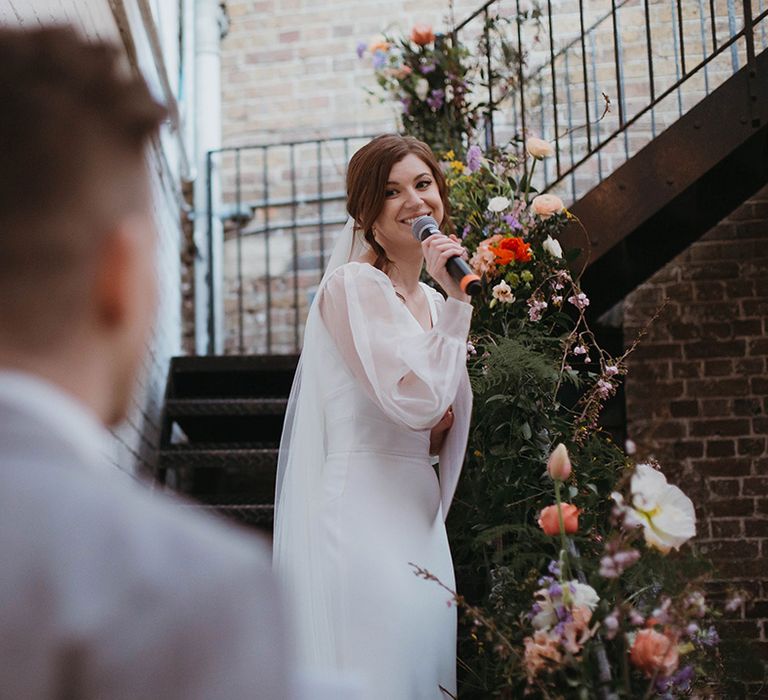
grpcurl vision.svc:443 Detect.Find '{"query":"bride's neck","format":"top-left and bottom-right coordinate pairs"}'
top-left (362, 247), bottom-right (423, 295)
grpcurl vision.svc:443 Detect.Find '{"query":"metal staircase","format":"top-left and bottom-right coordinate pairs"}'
top-left (156, 355), bottom-right (297, 530)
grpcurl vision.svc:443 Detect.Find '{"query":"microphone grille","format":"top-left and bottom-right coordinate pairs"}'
top-left (411, 215), bottom-right (439, 242)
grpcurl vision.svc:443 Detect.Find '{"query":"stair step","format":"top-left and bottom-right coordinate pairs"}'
top-left (170, 354), bottom-right (298, 400)
top-left (159, 447), bottom-right (278, 469)
top-left (166, 398), bottom-right (288, 417)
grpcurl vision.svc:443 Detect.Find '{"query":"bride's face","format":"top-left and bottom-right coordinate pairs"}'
top-left (373, 153), bottom-right (444, 254)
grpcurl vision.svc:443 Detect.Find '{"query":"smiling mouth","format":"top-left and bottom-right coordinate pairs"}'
top-left (401, 213), bottom-right (432, 225)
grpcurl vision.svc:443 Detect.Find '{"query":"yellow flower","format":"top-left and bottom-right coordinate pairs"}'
top-left (450, 160), bottom-right (464, 174)
top-left (444, 149), bottom-right (455, 160)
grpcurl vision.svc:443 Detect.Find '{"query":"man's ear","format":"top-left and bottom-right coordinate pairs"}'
top-left (92, 224), bottom-right (138, 330)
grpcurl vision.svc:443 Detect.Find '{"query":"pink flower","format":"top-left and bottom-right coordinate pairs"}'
top-left (530, 193), bottom-right (564, 218)
top-left (523, 630), bottom-right (562, 680)
top-left (568, 292), bottom-right (590, 310)
top-left (630, 629), bottom-right (680, 678)
top-left (469, 246), bottom-right (497, 276)
top-left (596, 379), bottom-right (614, 399)
top-left (528, 298), bottom-right (548, 321)
top-left (547, 444), bottom-right (572, 481)
top-left (561, 605), bottom-right (593, 654)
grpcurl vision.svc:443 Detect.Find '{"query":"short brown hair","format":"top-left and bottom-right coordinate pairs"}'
top-left (0, 26), bottom-right (167, 348)
top-left (346, 134), bottom-right (454, 272)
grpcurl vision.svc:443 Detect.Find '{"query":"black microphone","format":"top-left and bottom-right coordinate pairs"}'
top-left (411, 216), bottom-right (481, 296)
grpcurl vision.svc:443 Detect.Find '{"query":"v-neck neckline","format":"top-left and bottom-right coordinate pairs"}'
top-left (402, 282), bottom-right (435, 333)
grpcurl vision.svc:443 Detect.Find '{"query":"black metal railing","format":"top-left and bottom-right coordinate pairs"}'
top-left (454, 0), bottom-right (766, 202)
top-left (206, 0), bottom-right (766, 355)
top-left (205, 135), bottom-right (374, 355)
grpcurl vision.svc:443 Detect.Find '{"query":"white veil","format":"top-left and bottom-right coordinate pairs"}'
top-left (273, 218), bottom-right (367, 670)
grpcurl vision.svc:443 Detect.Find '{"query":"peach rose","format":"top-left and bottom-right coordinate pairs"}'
top-left (630, 629), bottom-right (680, 678)
top-left (368, 35), bottom-right (391, 54)
top-left (538, 503), bottom-right (580, 535)
top-left (526, 136), bottom-right (555, 159)
top-left (411, 24), bottom-right (436, 46)
top-left (530, 193), bottom-right (564, 219)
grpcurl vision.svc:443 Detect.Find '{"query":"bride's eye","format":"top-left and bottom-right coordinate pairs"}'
top-left (385, 188), bottom-right (398, 198)
top-left (416, 179), bottom-right (432, 190)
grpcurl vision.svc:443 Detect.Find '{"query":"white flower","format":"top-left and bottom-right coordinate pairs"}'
top-left (629, 464), bottom-right (696, 553)
top-left (487, 196), bottom-right (511, 212)
top-left (542, 235), bottom-right (562, 258)
top-left (491, 280), bottom-right (515, 303)
top-left (570, 582), bottom-right (600, 610)
top-left (526, 137), bottom-right (555, 159)
top-left (415, 78), bottom-right (429, 101)
top-left (532, 581), bottom-right (600, 631)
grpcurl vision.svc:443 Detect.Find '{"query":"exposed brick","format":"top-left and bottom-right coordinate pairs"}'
top-left (707, 478), bottom-right (740, 498)
top-left (742, 478), bottom-right (768, 497)
top-left (738, 438), bottom-right (766, 457)
top-left (685, 340), bottom-right (746, 360)
top-left (710, 518), bottom-right (743, 537)
top-left (673, 440), bottom-right (704, 459)
top-left (745, 520), bottom-right (768, 538)
top-left (670, 399), bottom-right (699, 417)
top-left (707, 498), bottom-right (755, 518)
top-left (704, 359), bottom-right (735, 376)
top-left (691, 457), bottom-right (752, 477)
top-left (699, 539), bottom-right (760, 559)
top-left (707, 440), bottom-right (736, 458)
top-left (701, 398), bottom-right (731, 417)
top-left (687, 378), bottom-right (750, 398)
top-left (734, 398), bottom-right (763, 417)
top-left (690, 419), bottom-right (752, 438)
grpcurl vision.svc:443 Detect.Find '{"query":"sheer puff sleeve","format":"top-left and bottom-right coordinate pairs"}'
top-left (318, 262), bottom-right (472, 431)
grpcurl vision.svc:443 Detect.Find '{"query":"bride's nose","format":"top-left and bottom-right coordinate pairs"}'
top-left (403, 186), bottom-right (423, 209)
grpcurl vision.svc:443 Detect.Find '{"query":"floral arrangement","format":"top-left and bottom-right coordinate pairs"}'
top-left (424, 139), bottom-right (739, 696)
top-left (357, 26), bottom-right (752, 691)
top-left (357, 25), bottom-right (478, 156)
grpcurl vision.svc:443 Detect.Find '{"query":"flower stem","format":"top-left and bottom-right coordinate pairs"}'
top-left (554, 479), bottom-right (571, 581)
top-left (524, 156), bottom-right (536, 204)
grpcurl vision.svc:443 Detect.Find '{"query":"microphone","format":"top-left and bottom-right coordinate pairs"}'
top-left (411, 216), bottom-right (481, 296)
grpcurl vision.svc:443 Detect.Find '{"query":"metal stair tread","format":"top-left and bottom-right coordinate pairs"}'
top-left (165, 398), bottom-right (288, 416)
top-left (158, 446), bottom-right (278, 469)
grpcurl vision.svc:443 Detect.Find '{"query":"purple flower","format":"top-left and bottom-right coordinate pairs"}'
top-left (466, 144), bottom-right (483, 173)
top-left (400, 96), bottom-right (412, 115)
top-left (426, 88), bottom-right (445, 110)
top-left (356, 41), bottom-right (367, 58)
top-left (461, 224), bottom-right (471, 239)
top-left (372, 50), bottom-right (386, 69)
top-left (502, 213), bottom-right (521, 229)
top-left (419, 62), bottom-right (436, 74)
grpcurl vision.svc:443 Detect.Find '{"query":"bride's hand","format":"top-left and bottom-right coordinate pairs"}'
top-left (429, 406), bottom-right (454, 455)
top-left (422, 234), bottom-right (471, 303)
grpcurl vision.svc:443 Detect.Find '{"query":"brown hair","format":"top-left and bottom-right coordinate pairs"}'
top-left (346, 134), bottom-right (455, 272)
top-left (0, 27), bottom-right (167, 348)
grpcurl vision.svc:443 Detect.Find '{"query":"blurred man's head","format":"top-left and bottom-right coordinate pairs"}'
top-left (0, 27), bottom-right (167, 425)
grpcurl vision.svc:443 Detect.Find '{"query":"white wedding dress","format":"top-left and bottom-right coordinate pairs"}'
top-left (274, 241), bottom-right (472, 700)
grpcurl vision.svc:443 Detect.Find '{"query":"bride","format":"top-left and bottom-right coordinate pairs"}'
top-left (273, 134), bottom-right (473, 699)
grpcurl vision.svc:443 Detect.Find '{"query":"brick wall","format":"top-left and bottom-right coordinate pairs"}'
top-left (1, 1), bottom-right (188, 477)
top-left (624, 184), bottom-right (768, 667)
top-left (217, 0), bottom-right (764, 354)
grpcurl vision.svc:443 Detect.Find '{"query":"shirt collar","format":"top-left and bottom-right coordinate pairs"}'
top-left (0, 370), bottom-right (115, 474)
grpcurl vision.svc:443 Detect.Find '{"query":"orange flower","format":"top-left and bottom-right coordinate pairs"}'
top-left (490, 236), bottom-right (532, 266)
top-left (538, 503), bottom-right (580, 535)
top-left (630, 629), bottom-right (680, 677)
top-left (411, 24), bottom-right (436, 46)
